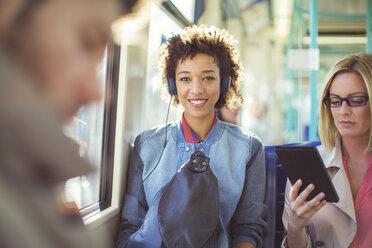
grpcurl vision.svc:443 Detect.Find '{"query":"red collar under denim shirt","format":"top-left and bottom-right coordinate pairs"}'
top-left (181, 112), bottom-right (217, 144)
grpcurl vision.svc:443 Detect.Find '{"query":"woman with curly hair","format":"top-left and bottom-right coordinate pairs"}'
top-left (116, 25), bottom-right (266, 248)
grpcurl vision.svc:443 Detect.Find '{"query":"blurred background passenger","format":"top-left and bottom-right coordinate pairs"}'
top-left (282, 54), bottom-right (372, 248)
top-left (217, 106), bottom-right (240, 125)
top-left (0, 0), bottom-right (140, 247)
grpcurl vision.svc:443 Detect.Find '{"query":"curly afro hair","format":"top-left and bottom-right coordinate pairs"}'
top-left (159, 25), bottom-right (243, 109)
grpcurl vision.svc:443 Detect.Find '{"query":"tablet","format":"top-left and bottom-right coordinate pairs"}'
top-left (275, 146), bottom-right (339, 202)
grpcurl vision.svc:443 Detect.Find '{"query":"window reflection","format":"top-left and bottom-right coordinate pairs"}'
top-left (143, 3), bottom-right (187, 130)
top-left (170, 0), bottom-right (195, 22)
top-left (64, 50), bottom-right (107, 209)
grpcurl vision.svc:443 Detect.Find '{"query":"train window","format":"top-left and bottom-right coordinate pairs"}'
top-left (170, 0), bottom-right (195, 23)
top-left (64, 49), bottom-right (108, 210)
top-left (143, 3), bottom-right (186, 130)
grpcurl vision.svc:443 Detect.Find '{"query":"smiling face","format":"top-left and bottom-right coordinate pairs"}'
top-left (175, 53), bottom-right (220, 124)
top-left (329, 72), bottom-right (371, 140)
top-left (10, 0), bottom-right (119, 122)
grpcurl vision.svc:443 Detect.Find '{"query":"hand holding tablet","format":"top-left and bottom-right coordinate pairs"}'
top-left (275, 146), bottom-right (339, 202)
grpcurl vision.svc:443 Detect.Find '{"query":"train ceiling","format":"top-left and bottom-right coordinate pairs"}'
top-left (223, 0), bottom-right (368, 38)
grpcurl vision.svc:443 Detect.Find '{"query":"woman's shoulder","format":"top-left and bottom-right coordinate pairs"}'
top-left (219, 121), bottom-right (263, 146)
top-left (317, 142), bottom-right (337, 165)
top-left (135, 121), bottom-right (178, 145)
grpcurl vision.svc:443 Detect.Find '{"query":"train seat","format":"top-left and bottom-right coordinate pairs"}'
top-left (263, 141), bottom-right (321, 248)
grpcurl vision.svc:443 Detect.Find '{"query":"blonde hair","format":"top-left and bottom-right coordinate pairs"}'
top-left (319, 54), bottom-right (372, 152)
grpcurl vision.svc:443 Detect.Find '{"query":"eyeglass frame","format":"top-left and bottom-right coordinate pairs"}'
top-left (323, 95), bottom-right (369, 108)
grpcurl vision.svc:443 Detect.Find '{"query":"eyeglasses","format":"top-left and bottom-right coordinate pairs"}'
top-left (323, 95), bottom-right (369, 108)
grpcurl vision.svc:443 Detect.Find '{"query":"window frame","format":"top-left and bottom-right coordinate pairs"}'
top-left (80, 1), bottom-right (195, 220)
top-left (80, 41), bottom-right (121, 219)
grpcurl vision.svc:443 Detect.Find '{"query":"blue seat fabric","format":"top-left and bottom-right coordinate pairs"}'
top-left (262, 141), bottom-right (321, 248)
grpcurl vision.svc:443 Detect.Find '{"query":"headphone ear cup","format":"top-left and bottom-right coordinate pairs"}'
top-left (166, 77), bottom-right (177, 95)
top-left (221, 76), bottom-right (231, 95)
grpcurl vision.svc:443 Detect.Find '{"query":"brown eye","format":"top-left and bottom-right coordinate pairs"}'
top-left (204, 76), bottom-right (215, 81)
top-left (179, 77), bottom-right (190, 82)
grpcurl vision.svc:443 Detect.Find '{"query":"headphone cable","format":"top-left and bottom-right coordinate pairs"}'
top-left (142, 96), bottom-right (172, 182)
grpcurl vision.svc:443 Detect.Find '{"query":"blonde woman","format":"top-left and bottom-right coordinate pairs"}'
top-left (282, 54), bottom-right (372, 248)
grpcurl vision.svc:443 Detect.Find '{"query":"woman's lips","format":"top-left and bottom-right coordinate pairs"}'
top-left (339, 121), bottom-right (355, 128)
top-left (188, 99), bottom-right (207, 108)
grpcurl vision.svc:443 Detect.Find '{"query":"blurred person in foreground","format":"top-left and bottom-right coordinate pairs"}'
top-left (282, 54), bottom-right (372, 247)
top-left (0, 0), bottom-right (141, 247)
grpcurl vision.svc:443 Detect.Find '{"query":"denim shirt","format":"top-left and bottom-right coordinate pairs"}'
top-left (117, 119), bottom-right (267, 248)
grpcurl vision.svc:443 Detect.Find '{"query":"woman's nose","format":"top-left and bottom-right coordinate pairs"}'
top-left (339, 100), bottom-right (351, 115)
top-left (190, 79), bottom-right (204, 94)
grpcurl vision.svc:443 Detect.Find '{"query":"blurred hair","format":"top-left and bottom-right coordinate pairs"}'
top-left (319, 53), bottom-right (372, 152)
top-left (14, 0), bottom-right (46, 25)
top-left (159, 24), bottom-right (243, 109)
top-left (13, 0), bottom-right (141, 26)
top-left (119, 0), bottom-right (141, 15)
top-left (111, 0), bottom-right (149, 44)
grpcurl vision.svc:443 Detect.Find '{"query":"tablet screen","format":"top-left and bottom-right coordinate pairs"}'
top-left (275, 146), bottom-right (339, 202)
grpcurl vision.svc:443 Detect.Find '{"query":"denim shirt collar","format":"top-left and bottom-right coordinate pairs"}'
top-left (173, 118), bottom-right (224, 148)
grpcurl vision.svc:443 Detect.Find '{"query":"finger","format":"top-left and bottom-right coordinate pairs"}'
top-left (314, 199), bottom-right (327, 210)
top-left (302, 199), bottom-right (327, 219)
top-left (296, 192), bottom-right (325, 216)
top-left (289, 179), bottom-right (303, 202)
top-left (307, 192), bottom-right (326, 207)
top-left (296, 183), bottom-right (315, 204)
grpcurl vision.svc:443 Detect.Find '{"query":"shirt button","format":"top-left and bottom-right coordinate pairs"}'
top-left (185, 147), bottom-right (190, 152)
top-left (315, 241), bottom-right (324, 247)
